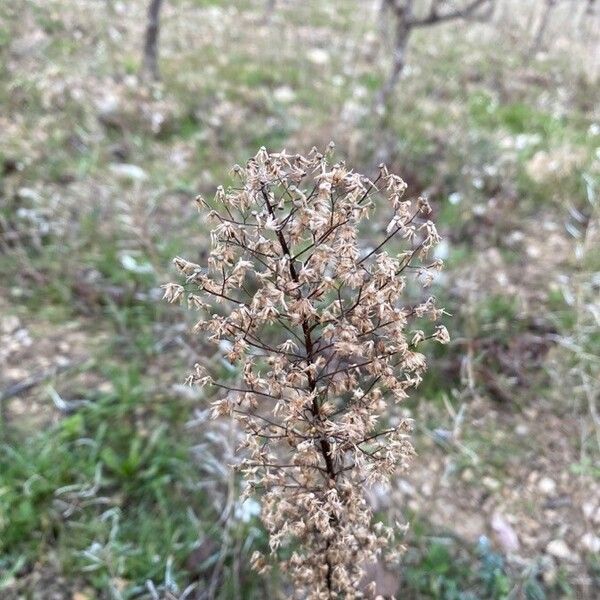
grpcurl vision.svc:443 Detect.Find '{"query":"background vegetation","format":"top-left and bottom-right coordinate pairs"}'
top-left (1, 0), bottom-right (598, 598)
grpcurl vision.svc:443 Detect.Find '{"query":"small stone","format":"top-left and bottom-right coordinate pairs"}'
top-left (546, 539), bottom-right (579, 562)
top-left (306, 48), bottom-right (329, 65)
top-left (482, 476), bottom-right (501, 491)
top-left (95, 93), bottom-right (120, 117)
top-left (515, 424), bottom-right (529, 436)
top-left (56, 355), bottom-right (71, 367)
top-left (538, 477), bottom-right (557, 495)
top-left (97, 381), bottom-right (114, 394)
top-left (582, 502), bottom-right (595, 519)
top-left (420, 481), bottom-right (433, 497)
top-left (273, 86), bottom-right (295, 103)
top-left (461, 468), bottom-right (474, 482)
top-left (491, 512), bottom-right (520, 553)
top-left (1, 315), bottom-right (20, 334)
top-left (581, 502), bottom-right (600, 524)
top-left (109, 163), bottom-right (148, 181)
top-left (397, 479), bottom-right (416, 497)
top-left (580, 533), bottom-right (600, 553)
top-left (542, 565), bottom-right (557, 585)
top-left (407, 499), bottom-right (419, 512)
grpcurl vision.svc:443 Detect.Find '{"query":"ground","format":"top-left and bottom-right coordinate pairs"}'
top-left (0, 1), bottom-right (599, 598)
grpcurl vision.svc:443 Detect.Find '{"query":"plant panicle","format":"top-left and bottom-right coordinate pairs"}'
top-left (165, 146), bottom-right (448, 598)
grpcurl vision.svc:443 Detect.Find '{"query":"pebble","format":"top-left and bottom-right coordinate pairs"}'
top-left (515, 424), bottom-right (529, 436)
top-left (461, 468), bottom-right (474, 482)
top-left (420, 481), bottom-right (433, 497)
top-left (306, 48), bottom-right (330, 65)
top-left (482, 476), bottom-right (501, 491)
top-left (407, 499), bottom-right (420, 512)
top-left (491, 512), bottom-right (520, 553)
top-left (109, 163), bottom-right (148, 181)
top-left (397, 479), bottom-right (416, 497)
top-left (582, 502), bottom-right (600, 525)
top-left (273, 86), bottom-right (295, 103)
top-left (580, 533), bottom-right (600, 553)
top-left (538, 477), bottom-right (557, 495)
top-left (546, 539), bottom-right (579, 562)
top-left (1, 315), bottom-right (20, 334)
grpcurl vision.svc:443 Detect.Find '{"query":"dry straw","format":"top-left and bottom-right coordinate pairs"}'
top-left (164, 146), bottom-right (448, 598)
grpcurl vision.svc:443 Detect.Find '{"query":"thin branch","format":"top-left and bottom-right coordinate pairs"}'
top-left (409, 0), bottom-right (494, 27)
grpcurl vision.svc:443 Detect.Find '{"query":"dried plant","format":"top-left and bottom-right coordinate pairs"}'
top-left (164, 146), bottom-right (448, 598)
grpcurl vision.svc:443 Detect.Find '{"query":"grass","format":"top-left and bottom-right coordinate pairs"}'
top-left (397, 518), bottom-right (562, 600)
top-left (1, 358), bottom-right (269, 598)
top-left (0, 376), bottom-right (203, 592)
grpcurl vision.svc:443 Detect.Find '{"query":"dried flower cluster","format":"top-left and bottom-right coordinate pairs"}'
top-left (164, 147), bottom-right (448, 598)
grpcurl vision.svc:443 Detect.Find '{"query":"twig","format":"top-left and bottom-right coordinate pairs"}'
top-left (0, 362), bottom-right (80, 404)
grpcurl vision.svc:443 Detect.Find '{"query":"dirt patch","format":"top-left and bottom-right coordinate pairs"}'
top-left (0, 298), bottom-right (108, 429)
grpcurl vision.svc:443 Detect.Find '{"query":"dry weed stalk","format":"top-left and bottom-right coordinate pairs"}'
top-left (164, 146), bottom-right (448, 598)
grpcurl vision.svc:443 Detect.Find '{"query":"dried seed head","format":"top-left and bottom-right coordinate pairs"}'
top-left (166, 147), bottom-right (448, 597)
